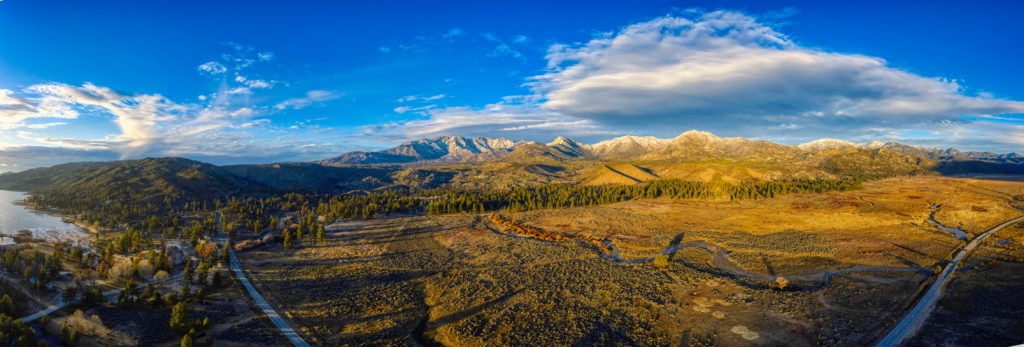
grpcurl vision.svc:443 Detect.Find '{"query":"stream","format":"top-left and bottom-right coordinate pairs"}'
top-left (927, 206), bottom-right (968, 240)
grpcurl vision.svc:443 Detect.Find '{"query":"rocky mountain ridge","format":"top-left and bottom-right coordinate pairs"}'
top-left (317, 131), bottom-right (1020, 168)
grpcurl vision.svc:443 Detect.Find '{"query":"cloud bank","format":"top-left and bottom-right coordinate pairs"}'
top-left (532, 10), bottom-right (1024, 137)
top-left (368, 10), bottom-right (1024, 150)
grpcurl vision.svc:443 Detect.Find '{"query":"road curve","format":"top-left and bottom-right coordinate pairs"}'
top-left (217, 211), bottom-right (309, 347)
top-left (876, 214), bottom-right (1024, 347)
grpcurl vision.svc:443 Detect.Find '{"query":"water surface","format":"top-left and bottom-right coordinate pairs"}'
top-left (0, 190), bottom-right (89, 246)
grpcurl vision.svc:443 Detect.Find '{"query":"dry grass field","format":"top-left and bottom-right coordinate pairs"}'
top-left (238, 176), bottom-right (1024, 346)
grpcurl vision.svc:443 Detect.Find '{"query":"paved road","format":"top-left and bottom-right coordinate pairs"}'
top-left (217, 211), bottom-right (309, 347)
top-left (20, 271), bottom-right (184, 323)
top-left (876, 214), bottom-right (1024, 346)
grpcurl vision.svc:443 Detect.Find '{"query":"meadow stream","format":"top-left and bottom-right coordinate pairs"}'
top-left (927, 205), bottom-right (968, 240)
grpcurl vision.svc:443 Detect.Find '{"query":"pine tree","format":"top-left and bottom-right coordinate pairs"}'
top-left (183, 259), bottom-right (194, 283)
top-left (316, 224), bottom-right (326, 244)
top-left (283, 229), bottom-right (294, 249)
top-left (170, 302), bottom-right (192, 334)
top-left (220, 242), bottom-right (230, 264)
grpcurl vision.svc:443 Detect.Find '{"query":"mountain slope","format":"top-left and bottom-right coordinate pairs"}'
top-left (222, 163), bottom-right (394, 193)
top-left (0, 157), bottom-right (252, 205)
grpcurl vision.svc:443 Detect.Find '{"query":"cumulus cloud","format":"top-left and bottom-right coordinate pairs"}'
top-left (273, 90), bottom-right (341, 110)
top-left (531, 10), bottom-right (1024, 139)
top-left (197, 61), bottom-right (227, 75)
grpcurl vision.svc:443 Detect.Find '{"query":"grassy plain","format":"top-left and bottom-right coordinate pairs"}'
top-left (239, 176), bottom-right (1024, 346)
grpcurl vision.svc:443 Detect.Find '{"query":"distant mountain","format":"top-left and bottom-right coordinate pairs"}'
top-left (795, 140), bottom-right (1024, 175)
top-left (318, 136), bottom-right (522, 165)
top-left (546, 136), bottom-right (591, 158)
top-left (638, 131), bottom-right (803, 163)
top-left (589, 135), bottom-right (670, 159)
top-left (314, 130), bottom-right (1024, 177)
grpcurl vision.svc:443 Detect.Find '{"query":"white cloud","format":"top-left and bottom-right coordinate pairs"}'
top-left (234, 75), bottom-right (274, 89)
top-left (197, 61), bottom-right (227, 75)
top-left (273, 90), bottom-right (341, 110)
top-left (530, 10), bottom-right (1024, 139)
top-left (225, 87), bottom-right (252, 95)
top-left (513, 35), bottom-right (531, 44)
top-left (0, 88), bottom-right (79, 129)
top-left (378, 46), bottom-right (391, 53)
top-left (239, 119), bottom-right (271, 128)
top-left (3, 82), bottom-right (269, 160)
top-left (258, 51), bottom-right (274, 61)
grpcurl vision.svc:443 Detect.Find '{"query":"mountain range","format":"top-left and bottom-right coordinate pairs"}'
top-left (0, 130), bottom-right (1020, 206)
top-left (318, 130), bottom-right (1021, 169)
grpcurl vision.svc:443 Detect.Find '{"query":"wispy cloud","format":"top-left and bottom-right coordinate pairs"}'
top-left (482, 33), bottom-right (524, 59)
top-left (397, 94), bottom-right (445, 103)
top-left (273, 90), bottom-right (341, 110)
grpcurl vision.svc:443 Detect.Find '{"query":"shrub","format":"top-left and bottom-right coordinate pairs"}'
top-left (653, 254), bottom-right (670, 268)
top-left (775, 277), bottom-right (789, 290)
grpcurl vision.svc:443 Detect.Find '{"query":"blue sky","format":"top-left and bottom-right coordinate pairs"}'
top-left (1, 0), bottom-right (1023, 171)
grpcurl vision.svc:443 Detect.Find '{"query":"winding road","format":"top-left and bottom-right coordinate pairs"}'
top-left (216, 211), bottom-right (309, 347)
top-left (875, 214), bottom-right (1024, 347)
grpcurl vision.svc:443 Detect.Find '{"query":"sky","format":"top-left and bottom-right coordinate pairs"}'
top-left (1, 0), bottom-right (1023, 171)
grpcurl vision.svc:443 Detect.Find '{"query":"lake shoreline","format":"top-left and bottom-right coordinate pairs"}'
top-left (0, 190), bottom-right (95, 246)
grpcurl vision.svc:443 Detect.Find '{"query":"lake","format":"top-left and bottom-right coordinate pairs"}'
top-left (0, 190), bottom-right (90, 246)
